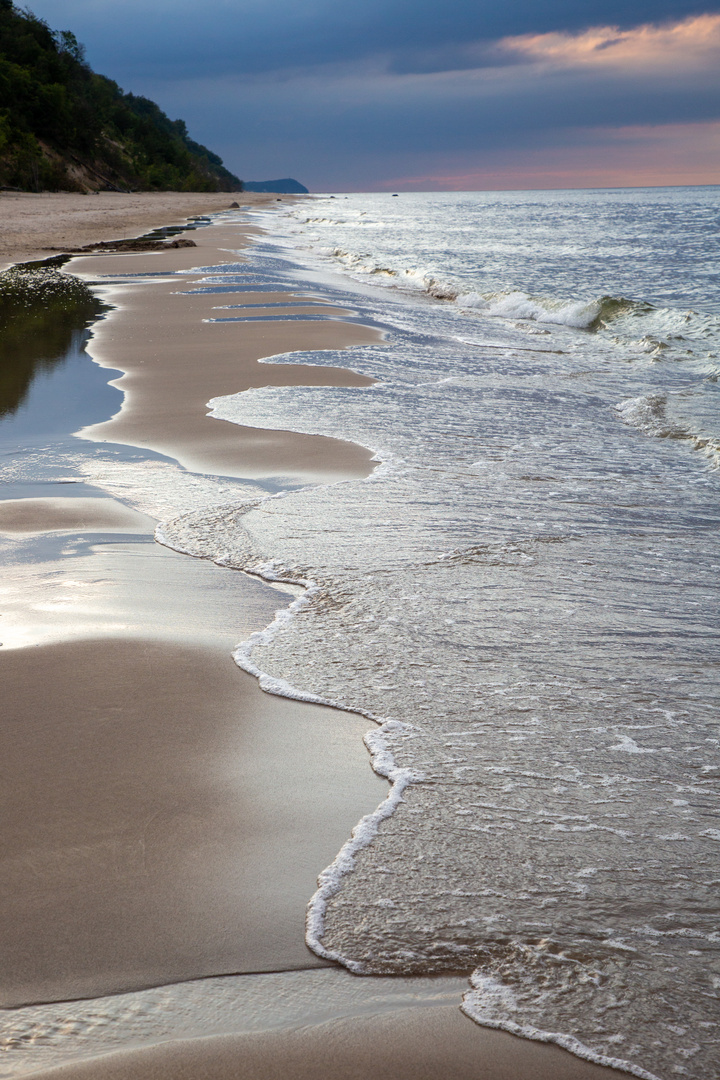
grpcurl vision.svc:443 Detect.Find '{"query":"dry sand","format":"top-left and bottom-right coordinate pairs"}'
top-left (0, 191), bottom-right (275, 270)
top-left (0, 199), bottom-right (628, 1078)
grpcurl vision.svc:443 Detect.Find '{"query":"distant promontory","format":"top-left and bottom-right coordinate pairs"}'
top-left (242, 179), bottom-right (309, 194)
top-left (0, 1), bottom-right (242, 192)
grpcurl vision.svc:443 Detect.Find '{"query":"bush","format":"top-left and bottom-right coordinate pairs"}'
top-left (0, 265), bottom-right (104, 417)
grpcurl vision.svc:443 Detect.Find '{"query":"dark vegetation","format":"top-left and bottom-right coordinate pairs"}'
top-left (0, 0), bottom-right (242, 192)
top-left (0, 264), bottom-right (104, 416)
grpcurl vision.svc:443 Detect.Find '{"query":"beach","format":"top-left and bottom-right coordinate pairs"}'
top-left (8, 1005), bottom-right (626, 1080)
top-left (1, 190), bottom-right (708, 1080)
top-left (0, 192), bottom-right (268, 270)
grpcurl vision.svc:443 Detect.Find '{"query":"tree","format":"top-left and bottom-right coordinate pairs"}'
top-left (53, 29), bottom-right (86, 64)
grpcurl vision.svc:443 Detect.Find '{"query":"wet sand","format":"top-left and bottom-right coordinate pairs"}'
top-left (0, 496), bottom-right (151, 533)
top-left (0, 636), bottom-right (386, 1006)
top-left (0, 205), bottom-right (629, 1078)
top-left (17, 1006), bottom-right (629, 1080)
top-left (0, 211), bottom-right (390, 1009)
top-left (68, 223), bottom-right (381, 482)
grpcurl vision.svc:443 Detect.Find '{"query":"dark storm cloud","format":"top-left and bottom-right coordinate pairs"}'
top-left (158, 61), bottom-right (720, 161)
top-left (26, 0), bottom-right (720, 80)
top-left (23, 0), bottom-right (720, 188)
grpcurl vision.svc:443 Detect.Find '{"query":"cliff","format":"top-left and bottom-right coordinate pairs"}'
top-left (0, 1), bottom-right (242, 192)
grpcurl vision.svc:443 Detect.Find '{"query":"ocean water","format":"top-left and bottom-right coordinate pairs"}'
top-left (4, 193), bottom-right (716, 1078)
top-left (155, 189), bottom-right (720, 1080)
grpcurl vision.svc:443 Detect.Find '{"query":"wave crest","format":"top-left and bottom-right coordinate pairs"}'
top-left (615, 394), bottom-right (720, 464)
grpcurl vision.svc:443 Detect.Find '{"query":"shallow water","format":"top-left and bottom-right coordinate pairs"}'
top-left (0, 969), bottom-right (471, 1078)
top-left (0, 265), bottom-right (103, 420)
top-left (153, 190), bottom-right (720, 1080)
top-left (3, 195), bottom-right (718, 1079)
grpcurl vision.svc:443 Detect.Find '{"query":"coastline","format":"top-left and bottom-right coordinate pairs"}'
top-left (1, 200), bottom-right (632, 1078)
top-left (0, 198), bottom-right (389, 1008)
top-left (0, 191), bottom-right (276, 270)
top-left (66, 220), bottom-right (382, 483)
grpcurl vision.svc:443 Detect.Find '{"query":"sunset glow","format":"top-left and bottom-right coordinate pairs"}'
top-left (381, 121), bottom-right (720, 192)
top-left (499, 14), bottom-right (720, 72)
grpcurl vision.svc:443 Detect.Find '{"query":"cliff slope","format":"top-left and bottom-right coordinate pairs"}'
top-left (0, 1), bottom-right (242, 192)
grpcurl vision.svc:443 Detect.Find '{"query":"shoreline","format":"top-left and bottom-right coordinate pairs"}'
top-left (1, 199), bottom-right (392, 1004)
top-left (1, 199), bottom-right (632, 1078)
top-left (7, 1003), bottom-right (629, 1080)
top-left (66, 222), bottom-right (383, 483)
top-left (0, 191), bottom-right (280, 270)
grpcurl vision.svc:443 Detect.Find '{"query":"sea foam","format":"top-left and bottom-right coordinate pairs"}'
top-left (197, 192), bottom-right (720, 1080)
top-left (82, 191), bottom-right (720, 1080)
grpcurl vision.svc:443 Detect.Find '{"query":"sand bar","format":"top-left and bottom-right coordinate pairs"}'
top-left (68, 222), bottom-right (381, 482)
top-left (0, 496), bottom-right (152, 534)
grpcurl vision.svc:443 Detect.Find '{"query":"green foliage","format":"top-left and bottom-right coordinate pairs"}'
top-left (0, 2), bottom-right (241, 191)
top-left (53, 29), bottom-right (85, 63)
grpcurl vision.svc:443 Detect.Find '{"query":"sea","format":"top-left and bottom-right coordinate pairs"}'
top-left (159, 187), bottom-right (720, 1080)
top-left (2, 187), bottom-right (719, 1079)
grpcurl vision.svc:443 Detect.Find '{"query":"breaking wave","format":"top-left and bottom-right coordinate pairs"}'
top-left (616, 393), bottom-right (720, 464)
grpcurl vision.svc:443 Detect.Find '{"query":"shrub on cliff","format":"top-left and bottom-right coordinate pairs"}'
top-left (0, 0), bottom-right (242, 191)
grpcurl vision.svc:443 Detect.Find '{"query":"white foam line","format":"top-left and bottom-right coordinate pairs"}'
top-left (227, 563), bottom-right (420, 970)
top-left (157, 210), bottom-right (663, 1075)
top-left (461, 977), bottom-right (661, 1080)
top-left (306, 758), bottom-right (416, 971)
top-left (156, 503), bottom-right (420, 972)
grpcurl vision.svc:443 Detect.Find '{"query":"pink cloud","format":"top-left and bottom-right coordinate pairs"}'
top-left (497, 14), bottom-right (720, 73)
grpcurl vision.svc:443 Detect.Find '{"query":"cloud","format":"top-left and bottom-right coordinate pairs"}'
top-left (138, 48), bottom-right (720, 189)
top-left (27, 0), bottom-right (720, 80)
top-left (24, 2), bottom-right (720, 189)
top-left (496, 14), bottom-right (720, 71)
top-left (141, 12), bottom-right (720, 155)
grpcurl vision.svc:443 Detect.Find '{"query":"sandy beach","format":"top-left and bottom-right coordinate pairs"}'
top-left (0, 195), bottom-right (630, 1079)
top-left (68, 226), bottom-right (381, 482)
top-left (1, 637), bottom-right (387, 1006)
top-left (0, 192), bottom-right (274, 271)
top-left (18, 1006), bottom-right (628, 1080)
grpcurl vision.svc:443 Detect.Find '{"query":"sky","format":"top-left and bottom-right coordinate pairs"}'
top-left (26, 0), bottom-right (720, 191)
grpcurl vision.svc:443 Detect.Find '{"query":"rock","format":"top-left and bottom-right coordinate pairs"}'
top-left (44, 238), bottom-right (197, 254)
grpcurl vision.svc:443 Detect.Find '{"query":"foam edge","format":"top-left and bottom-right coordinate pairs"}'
top-left (461, 977), bottom-right (662, 1080)
top-left (228, 569), bottom-right (421, 970)
top-left (155, 514), bottom-right (421, 971)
